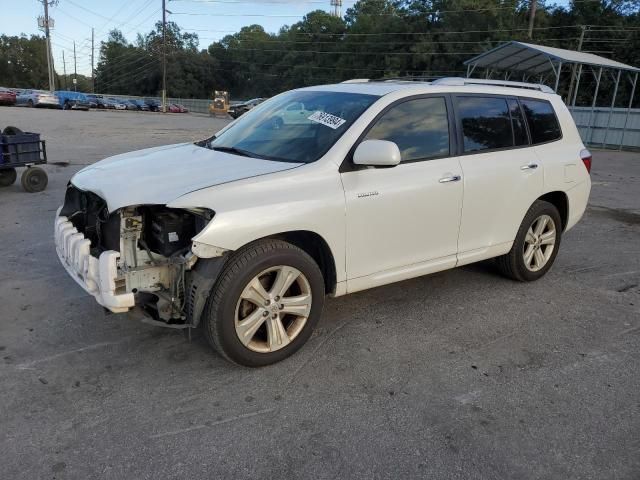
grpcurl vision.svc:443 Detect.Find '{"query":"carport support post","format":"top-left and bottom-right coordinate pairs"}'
top-left (586, 67), bottom-right (603, 145)
top-left (602, 70), bottom-right (621, 148)
top-left (554, 61), bottom-right (562, 93)
top-left (571, 64), bottom-right (582, 107)
top-left (619, 72), bottom-right (638, 151)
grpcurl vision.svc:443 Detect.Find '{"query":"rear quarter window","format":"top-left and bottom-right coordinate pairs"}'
top-left (520, 99), bottom-right (562, 144)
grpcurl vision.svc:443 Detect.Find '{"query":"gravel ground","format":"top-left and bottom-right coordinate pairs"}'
top-left (0, 106), bottom-right (639, 480)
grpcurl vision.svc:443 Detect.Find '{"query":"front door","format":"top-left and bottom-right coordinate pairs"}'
top-left (340, 95), bottom-right (464, 292)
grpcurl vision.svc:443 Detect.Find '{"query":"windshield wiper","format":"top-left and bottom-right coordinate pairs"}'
top-left (210, 144), bottom-right (299, 164)
top-left (211, 145), bottom-right (262, 158)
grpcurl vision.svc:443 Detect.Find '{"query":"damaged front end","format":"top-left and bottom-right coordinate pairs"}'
top-left (55, 185), bottom-right (221, 327)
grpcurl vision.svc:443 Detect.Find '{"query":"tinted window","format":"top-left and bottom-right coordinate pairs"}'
top-left (364, 97), bottom-right (449, 162)
top-left (458, 97), bottom-right (513, 152)
top-left (508, 98), bottom-right (528, 146)
top-left (520, 99), bottom-right (561, 144)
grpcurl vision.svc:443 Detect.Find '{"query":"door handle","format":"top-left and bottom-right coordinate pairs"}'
top-left (439, 175), bottom-right (462, 183)
top-left (520, 163), bottom-right (539, 170)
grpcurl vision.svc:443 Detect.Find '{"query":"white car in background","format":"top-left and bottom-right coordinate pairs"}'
top-left (54, 78), bottom-right (591, 366)
top-left (15, 89), bottom-right (60, 108)
top-left (276, 101), bottom-right (315, 125)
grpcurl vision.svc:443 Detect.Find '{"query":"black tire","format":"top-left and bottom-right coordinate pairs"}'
top-left (21, 167), bottom-right (48, 193)
top-left (495, 200), bottom-right (562, 282)
top-left (0, 168), bottom-right (17, 187)
top-left (27, 99), bottom-right (34, 108)
top-left (3, 126), bottom-right (23, 135)
top-left (202, 239), bottom-right (325, 367)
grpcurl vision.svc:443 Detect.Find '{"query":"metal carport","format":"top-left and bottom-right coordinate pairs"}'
top-left (464, 41), bottom-right (640, 149)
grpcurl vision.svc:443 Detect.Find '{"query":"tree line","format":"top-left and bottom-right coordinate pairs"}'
top-left (1, 0), bottom-right (639, 103)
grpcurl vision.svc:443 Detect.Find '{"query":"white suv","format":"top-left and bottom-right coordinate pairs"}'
top-left (55, 78), bottom-right (591, 366)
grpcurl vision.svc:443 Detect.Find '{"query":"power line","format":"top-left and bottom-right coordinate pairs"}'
top-left (183, 25), bottom-right (586, 37)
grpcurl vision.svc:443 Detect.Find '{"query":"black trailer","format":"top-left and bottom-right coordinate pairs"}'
top-left (0, 127), bottom-right (48, 193)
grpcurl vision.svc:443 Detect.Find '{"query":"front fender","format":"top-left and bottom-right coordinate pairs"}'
top-left (168, 161), bottom-right (347, 283)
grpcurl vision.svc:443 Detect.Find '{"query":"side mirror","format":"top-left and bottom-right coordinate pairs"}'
top-left (353, 139), bottom-right (401, 167)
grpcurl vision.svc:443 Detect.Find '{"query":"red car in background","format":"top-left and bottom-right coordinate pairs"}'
top-left (0, 88), bottom-right (17, 106)
top-left (168, 103), bottom-right (188, 113)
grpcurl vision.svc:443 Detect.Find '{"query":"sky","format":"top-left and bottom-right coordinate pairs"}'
top-left (1, 0), bottom-right (572, 77)
top-left (0, 0), bottom-right (359, 75)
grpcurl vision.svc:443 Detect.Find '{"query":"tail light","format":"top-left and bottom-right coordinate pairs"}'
top-left (580, 149), bottom-right (592, 174)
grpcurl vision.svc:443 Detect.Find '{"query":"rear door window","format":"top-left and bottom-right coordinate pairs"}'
top-left (363, 97), bottom-right (450, 162)
top-left (520, 99), bottom-right (562, 144)
top-left (457, 97), bottom-right (513, 152)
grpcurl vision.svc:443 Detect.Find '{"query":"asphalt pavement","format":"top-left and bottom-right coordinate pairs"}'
top-left (0, 107), bottom-right (638, 480)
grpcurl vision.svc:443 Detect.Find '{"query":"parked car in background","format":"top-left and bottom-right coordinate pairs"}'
top-left (56, 91), bottom-right (90, 110)
top-left (0, 88), bottom-right (17, 106)
top-left (16, 90), bottom-right (60, 108)
top-left (277, 101), bottom-right (315, 126)
top-left (132, 99), bottom-right (150, 111)
top-left (95, 96), bottom-right (110, 109)
top-left (227, 97), bottom-right (265, 119)
top-left (168, 103), bottom-right (188, 113)
top-left (124, 100), bottom-right (139, 111)
top-left (84, 94), bottom-right (100, 108)
top-left (145, 99), bottom-right (160, 112)
top-left (109, 98), bottom-right (127, 110)
top-left (102, 98), bottom-right (116, 109)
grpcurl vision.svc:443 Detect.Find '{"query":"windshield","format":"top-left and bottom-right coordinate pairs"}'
top-left (209, 90), bottom-right (378, 163)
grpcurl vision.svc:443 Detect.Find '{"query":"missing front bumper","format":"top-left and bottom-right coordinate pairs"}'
top-left (54, 212), bottom-right (134, 313)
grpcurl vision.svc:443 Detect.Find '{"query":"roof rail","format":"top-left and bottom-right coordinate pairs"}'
top-left (340, 79), bottom-right (371, 84)
top-left (431, 77), bottom-right (555, 93)
top-left (370, 76), bottom-right (438, 83)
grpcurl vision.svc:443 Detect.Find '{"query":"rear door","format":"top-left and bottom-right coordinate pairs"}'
top-left (453, 95), bottom-right (544, 263)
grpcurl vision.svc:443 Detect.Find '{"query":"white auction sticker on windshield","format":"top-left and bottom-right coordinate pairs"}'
top-left (307, 111), bottom-right (346, 129)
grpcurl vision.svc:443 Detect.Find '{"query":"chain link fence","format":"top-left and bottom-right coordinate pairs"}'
top-left (100, 94), bottom-right (241, 114)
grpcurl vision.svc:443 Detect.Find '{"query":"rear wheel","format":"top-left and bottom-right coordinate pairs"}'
top-left (0, 168), bottom-right (17, 187)
top-left (202, 239), bottom-right (325, 367)
top-left (496, 200), bottom-right (562, 282)
top-left (21, 167), bottom-right (48, 193)
top-left (27, 99), bottom-right (34, 108)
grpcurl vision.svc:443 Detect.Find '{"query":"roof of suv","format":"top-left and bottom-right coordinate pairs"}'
top-left (301, 77), bottom-right (558, 99)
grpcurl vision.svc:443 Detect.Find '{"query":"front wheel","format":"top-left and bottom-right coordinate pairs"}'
top-left (202, 239), bottom-right (325, 367)
top-left (496, 200), bottom-right (562, 282)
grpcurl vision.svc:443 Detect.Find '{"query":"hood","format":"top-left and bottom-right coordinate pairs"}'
top-left (71, 143), bottom-right (302, 211)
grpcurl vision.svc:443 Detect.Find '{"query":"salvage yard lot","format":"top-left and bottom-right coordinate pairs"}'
top-left (1, 107), bottom-right (639, 479)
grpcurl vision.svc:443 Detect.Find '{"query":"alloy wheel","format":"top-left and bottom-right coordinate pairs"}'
top-left (234, 265), bottom-right (312, 353)
top-left (523, 214), bottom-right (556, 272)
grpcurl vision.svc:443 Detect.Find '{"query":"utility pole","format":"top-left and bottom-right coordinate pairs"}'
top-left (91, 27), bottom-right (95, 93)
top-left (162, 0), bottom-right (167, 113)
top-left (73, 40), bottom-right (77, 91)
top-left (330, 0), bottom-right (342, 17)
top-left (527, 0), bottom-right (537, 39)
top-left (62, 50), bottom-right (67, 89)
top-left (40, 0), bottom-right (56, 91)
top-left (567, 25), bottom-right (587, 104)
